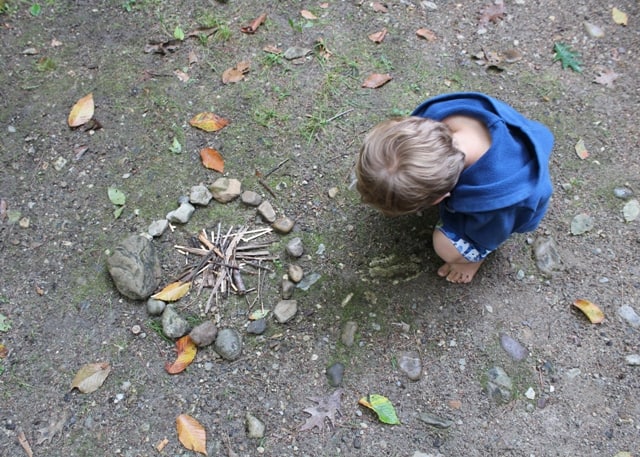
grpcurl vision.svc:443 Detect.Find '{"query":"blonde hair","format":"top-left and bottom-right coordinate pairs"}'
top-left (356, 117), bottom-right (465, 216)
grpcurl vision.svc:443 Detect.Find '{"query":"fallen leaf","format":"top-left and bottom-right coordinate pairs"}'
top-left (0, 344), bottom-right (8, 358)
top-left (68, 93), bottom-right (94, 127)
top-left (358, 394), bottom-right (400, 425)
top-left (241, 13), bottom-right (267, 34)
top-left (152, 281), bottom-right (191, 302)
top-left (574, 139), bottom-right (589, 160)
top-left (108, 187), bottom-right (126, 206)
top-left (300, 389), bottom-right (343, 431)
top-left (415, 28), bottom-right (437, 42)
top-left (248, 309), bottom-right (269, 320)
top-left (18, 429), bottom-right (33, 457)
top-left (200, 147), bottom-right (225, 172)
top-left (222, 61), bottom-right (250, 84)
top-left (263, 44), bottom-right (283, 54)
top-left (186, 26), bottom-right (218, 38)
top-left (189, 112), bottom-right (230, 132)
top-left (612, 7), bottom-right (628, 26)
top-left (372, 2), bottom-right (387, 13)
top-left (144, 39), bottom-right (181, 54)
top-left (573, 299), bottom-right (605, 324)
top-left (70, 362), bottom-right (111, 393)
top-left (362, 73), bottom-right (392, 89)
top-left (478, 1), bottom-right (505, 25)
top-left (36, 411), bottom-right (69, 445)
top-left (165, 335), bottom-right (197, 374)
top-left (300, 9), bottom-right (317, 20)
top-left (368, 28), bottom-right (387, 43)
top-left (594, 68), bottom-right (619, 88)
top-left (176, 414), bottom-right (207, 455)
top-left (175, 69), bottom-right (190, 82)
top-left (156, 437), bottom-right (169, 452)
top-left (553, 42), bottom-right (582, 73)
top-left (188, 50), bottom-right (199, 66)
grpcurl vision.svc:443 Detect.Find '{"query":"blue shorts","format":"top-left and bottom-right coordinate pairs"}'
top-left (436, 222), bottom-right (492, 262)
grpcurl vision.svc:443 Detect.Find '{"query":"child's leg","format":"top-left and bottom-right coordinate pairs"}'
top-left (433, 229), bottom-right (485, 283)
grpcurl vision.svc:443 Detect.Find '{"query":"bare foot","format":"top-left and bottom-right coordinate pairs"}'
top-left (437, 260), bottom-right (484, 283)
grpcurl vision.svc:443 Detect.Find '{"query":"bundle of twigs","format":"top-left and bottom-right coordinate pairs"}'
top-left (174, 225), bottom-right (277, 313)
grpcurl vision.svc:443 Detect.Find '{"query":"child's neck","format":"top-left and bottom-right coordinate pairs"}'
top-left (442, 115), bottom-right (491, 168)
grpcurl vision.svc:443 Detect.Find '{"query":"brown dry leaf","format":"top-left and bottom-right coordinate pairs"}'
top-left (165, 335), bottom-right (197, 374)
top-left (189, 112), bottom-right (230, 132)
top-left (241, 13), bottom-right (267, 34)
top-left (479, 1), bottom-right (505, 25)
top-left (68, 93), bottom-right (94, 127)
top-left (156, 438), bottom-right (169, 452)
top-left (594, 68), bottom-right (619, 88)
top-left (301, 9), bottom-right (317, 20)
top-left (362, 73), bottom-right (392, 89)
top-left (200, 147), bottom-right (225, 172)
top-left (502, 48), bottom-right (523, 63)
top-left (574, 139), bottom-right (589, 160)
top-left (36, 411), bottom-right (69, 445)
top-left (573, 299), bottom-right (605, 324)
top-left (188, 50), bottom-right (199, 66)
top-left (152, 281), bottom-right (191, 302)
top-left (372, 2), bottom-right (387, 13)
top-left (176, 414), bottom-right (207, 455)
top-left (368, 28), bottom-right (387, 43)
top-left (263, 44), bottom-right (283, 54)
top-left (70, 362), bottom-right (111, 393)
top-left (416, 28), bottom-right (437, 42)
top-left (222, 67), bottom-right (245, 84)
top-left (612, 7), bottom-right (628, 26)
top-left (300, 389), bottom-right (343, 431)
top-left (186, 27), bottom-right (218, 38)
top-left (175, 69), bottom-right (190, 82)
top-left (0, 343), bottom-right (8, 359)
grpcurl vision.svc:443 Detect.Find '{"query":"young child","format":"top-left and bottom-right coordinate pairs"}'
top-left (356, 92), bottom-right (554, 283)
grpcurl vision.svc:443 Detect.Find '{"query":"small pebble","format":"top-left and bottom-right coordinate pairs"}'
top-left (341, 321), bottom-right (358, 347)
top-left (189, 321), bottom-right (218, 347)
top-left (618, 305), bottom-right (640, 328)
top-left (485, 367), bottom-right (513, 403)
top-left (570, 213), bottom-right (594, 235)
top-left (214, 328), bottom-right (243, 360)
top-left (241, 190), bottom-right (262, 206)
top-left (613, 187), bottom-right (634, 199)
top-left (625, 354), bottom-right (640, 366)
top-left (272, 216), bottom-right (295, 234)
top-left (148, 219), bottom-right (169, 237)
top-left (525, 387), bottom-right (536, 399)
top-left (166, 202), bottom-right (195, 224)
top-left (286, 237), bottom-right (304, 257)
top-left (499, 333), bottom-right (528, 361)
top-left (162, 305), bottom-right (190, 339)
top-left (273, 300), bottom-right (297, 323)
top-left (210, 177), bottom-right (242, 203)
top-left (246, 413), bottom-right (265, 439)
top-left (288, 264), bottom-right (304, 283)
top-left (146, 298), bottom-right (166, 316)
top-left (398, 351), bottom-right (422, 381)
top-left (257, 201), bottom-right (276, 223)
top-left (281, 278), bottom-right (295, 299)
top-left (189, 184), bottom-right (213, 206)
top-left (418, 412), bottom-right (453, 429)
top-left (247, 318), bottom-right (267, 335)
top-left (328, 187), bottom-right (338, 198)
top-left (326, 362), bottom-right (345, 387)
top-left (296, 272), bottom-right (320, 291)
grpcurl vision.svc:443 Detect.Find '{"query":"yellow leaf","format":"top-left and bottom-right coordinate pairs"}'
top-left (68, 93), bottom-right (94, 127)
top-left (152, 281), bottom-right (191, 302)
top-left (573, 298), bottom-right (605, 324)
top-left (71, 362), bottom-right (111, 393)
top-left (165, 335), bottom-right (197, 374)
top-left (200, 147), bottom-right (224, 172)
top-left (189, 112), bottom-right (230, 132)
top-left (176, 414), bottom-right (207, 455)
top-left (612, 7), bottom-right (628, 26)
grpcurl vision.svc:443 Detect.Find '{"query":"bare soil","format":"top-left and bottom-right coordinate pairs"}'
top-left (1, 0), bottom-right (639, 456)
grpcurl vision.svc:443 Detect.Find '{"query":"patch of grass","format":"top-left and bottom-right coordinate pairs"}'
top-left (262, 51), bottom-right (284, 68)
top-left (147, 318), bottom-right (172, 343)
top-left (35, 56), bottom-right (56, 72)
top-left (198, 12), bottom-right (231, 41)
top-left (252, 106), bottom-right (290, 128)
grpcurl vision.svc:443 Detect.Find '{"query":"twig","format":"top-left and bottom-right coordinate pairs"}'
top-left (258, 179), bottom-right (277, 198)
top-left (326, 108), bottom-right (353, 123)
top-left (264, 158), bottom-right (290, 178)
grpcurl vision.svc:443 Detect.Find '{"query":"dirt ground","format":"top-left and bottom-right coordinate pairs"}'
top-left (1, 0), bottom-right (639, 456)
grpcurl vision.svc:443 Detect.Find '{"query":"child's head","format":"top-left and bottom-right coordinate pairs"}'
top-left (356, 117), bottom-right (465, 216)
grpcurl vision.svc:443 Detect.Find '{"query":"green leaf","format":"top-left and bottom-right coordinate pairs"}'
top-left (0, 314), bottom-right (11, 332)
top-left (113, 205), bottom-right (125, 219)
top-left (170, 137), bottom-right (182, 154)
top-left (108, 187), bottom-right (126, 206)
top-left (29, 3), bottom-right (41, 16)
top-left (553, 42), bottom-right (582, 73)
top-left (174, 26), bottom-right (185, 41)
top-left (358, 394), bottom-right (400, 425)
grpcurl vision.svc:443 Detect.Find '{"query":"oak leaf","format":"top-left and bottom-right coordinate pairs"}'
top-left (165, 335), bottom-right (197, 374)
top-left (189, 112), bottom-right (230, 132)
top-left (222, 61), bottom-right (250, 84)
top-left (68, 93), bottom-right (94, 127)
top-left (478, 1), bottom-right (505, 25)
top-left (362, 73), bottom-right (392, 89)
top-left (300, 389), bottom-right (343, 431)
top-left (176, 414), bottom-right (207, 455)
top-left (594, 68), bottom-right (619, 88)
top-left (152, 281), bottom-right (191, 302)
top-left (70, 362), bottom-right (111, 393)
top-left (200, 147), bottom-right (224, 172)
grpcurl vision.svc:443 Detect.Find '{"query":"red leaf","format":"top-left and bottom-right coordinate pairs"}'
top-left (362, 73), bottom-right (392, 89)
top-left (241, 13), bottom-right (267, 34)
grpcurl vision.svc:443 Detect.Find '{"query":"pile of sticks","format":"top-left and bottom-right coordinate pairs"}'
top-left (174, 225), bottom-right (276, 313)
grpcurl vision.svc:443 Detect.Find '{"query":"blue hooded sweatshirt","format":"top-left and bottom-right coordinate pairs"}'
top-left (412, 92), bottom-right (554, 253)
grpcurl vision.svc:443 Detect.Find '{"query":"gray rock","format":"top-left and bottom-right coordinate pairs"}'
top-left (245, 413), bottom-right (265, 439)
top-left (257, 201), bottom-right (276, 223)
top-left (247, 318), bottom-right (267, 335)
top-left (148, 219), bottom-right (169, 237)
top-left (214, 328), bottom-right (243, 360)
top-left (341, 321), bottom-right (358, 347)
top-left (296, 272), bottom-right (321, 291)
top-left (162, 305), bottom-right (190, 339)
top-left (273, 300), bottom-right (297, 323)
top-left (287, 264), bottom-right (304, 283)
top-left (241, 190), bottom-right (262, 206)
top-left (189, 184), bottom-right (213, 206)
top-left (107, 235), bottom-right (161, 300)
top-left (285, 237), bottom-right (304, 257)
top-left (283, 46), bottom-right (311, 60)
top-left (398, 351), bottom-right (422, 381)
top-left (177, 195), bottom-right (190, 205)
top-left (485, 366), bottom-right (513, 403)
top-left (533, 236), bottom-right (561, 276)
top-left (499, 333), bottom-right (528, 361)
top-left (146, 298), bottom-right (166, 316)
top-left (166, 202), bottom-right (195, 224)
top-left (618, 305), bottom-right (640, 328)
top-left (281, 278), bottom-right (295, 299)
top-left (623, 199), bottom-right (640, 222)
top-left (189, 321), bottom-right (218, 347)
top-left (326, 362), bottom-right (345, 387)
top-left (272, 216), bottom-right (295, 234)
top-left (625, 354), bottom-right (640, 366)
top-left (210, 178), bottom-right (242, 203)
top-left (614, 186), bottom-right (634, 199)
top-left (570, 213), bottom-right (594, 235)
top-left (418, 412), bottom-right (453, 429)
